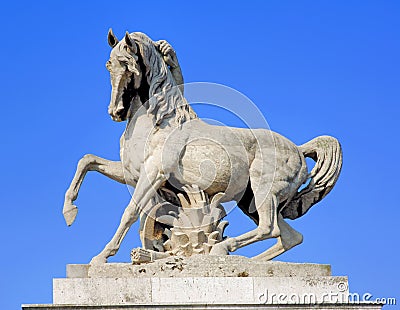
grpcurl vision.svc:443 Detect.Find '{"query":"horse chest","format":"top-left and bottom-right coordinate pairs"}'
top-left (119, 131), bottom-right (146, 183)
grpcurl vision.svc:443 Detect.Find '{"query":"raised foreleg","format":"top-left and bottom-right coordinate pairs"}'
top-left (63, 154), bottom-right (126, 226)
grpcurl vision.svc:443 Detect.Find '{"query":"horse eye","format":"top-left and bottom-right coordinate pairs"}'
top-left (121, 61), bottom-right (130, 70)
top-left (125, 45), bottom-right (132, 53)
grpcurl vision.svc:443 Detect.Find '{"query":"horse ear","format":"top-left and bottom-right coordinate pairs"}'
top-left (108, 28), bottom-right (119, 48)
top-left (124, 31), bottom-right (138, 54)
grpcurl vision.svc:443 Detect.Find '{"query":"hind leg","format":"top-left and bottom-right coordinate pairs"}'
top-left (210, 181), bottom-right (281, 255)
top-left (252, 213), bottom-right (303, 260)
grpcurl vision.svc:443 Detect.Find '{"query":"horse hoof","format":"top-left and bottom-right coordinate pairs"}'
top-left (209, 242), bottom-right (229, 256)
top-left (90, 255), bottom-right (107, 265)
top-left (63, 204), bottom-right (78, 226)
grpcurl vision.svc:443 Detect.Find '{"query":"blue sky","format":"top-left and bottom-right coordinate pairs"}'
top-left (1, 1), bottom-right (399, 309)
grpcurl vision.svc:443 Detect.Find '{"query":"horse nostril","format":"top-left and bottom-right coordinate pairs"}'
top-left (115, 107), bottom-right (124, 115)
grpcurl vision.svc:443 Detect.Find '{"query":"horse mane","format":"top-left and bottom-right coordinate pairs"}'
top-left (130, 32), bottom-right (197, 126)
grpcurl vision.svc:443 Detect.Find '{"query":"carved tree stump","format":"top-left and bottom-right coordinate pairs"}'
top-left (132, 185), bottom-right (228, 263)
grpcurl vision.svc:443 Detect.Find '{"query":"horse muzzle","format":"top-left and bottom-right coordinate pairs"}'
top-left (108, 100), bottom-right (126, 122)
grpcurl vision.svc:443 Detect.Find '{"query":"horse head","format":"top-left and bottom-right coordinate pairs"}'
top-left (106, 29), bottom-right (195, 126)
top-left (106, 29), bottom-right (148, 122)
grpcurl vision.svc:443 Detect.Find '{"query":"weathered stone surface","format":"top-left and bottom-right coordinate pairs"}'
top-left (53, 278), bottom-right (152, 305)
top-left (24, 259), bottom-right (381, 310)
top-left (53, 276), bottom-right (348, 305)
top-left (51, 259), bottom-right (347, 306)
top-left (67, 256), bottom-right (331, 278)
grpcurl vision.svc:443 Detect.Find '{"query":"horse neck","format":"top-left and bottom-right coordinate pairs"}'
top-left (147, 60), bottom-right (197, 127)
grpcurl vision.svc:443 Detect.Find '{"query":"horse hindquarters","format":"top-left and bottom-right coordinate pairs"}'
top-left (223, 135), bottom-right (307, 256)
top-left (251, 136), bottom-right (342, 260)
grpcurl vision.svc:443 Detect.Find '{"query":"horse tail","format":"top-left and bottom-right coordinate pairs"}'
top-left (281, 136), bottom-right (343, 220)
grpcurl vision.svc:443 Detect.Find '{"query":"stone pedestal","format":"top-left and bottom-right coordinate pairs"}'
top-left (22, 256), bottom-right (382, 310)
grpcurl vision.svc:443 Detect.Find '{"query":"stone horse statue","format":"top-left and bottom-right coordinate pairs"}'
top-left (63, 30), bottom-right (342, 264)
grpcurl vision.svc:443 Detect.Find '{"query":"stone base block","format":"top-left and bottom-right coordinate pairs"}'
top-left (22, 256), bottom-right (382, 310)
top-left (52, 276), bottom-right (349, 305)
top-left (65, 255), bottom-right (332, 279)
